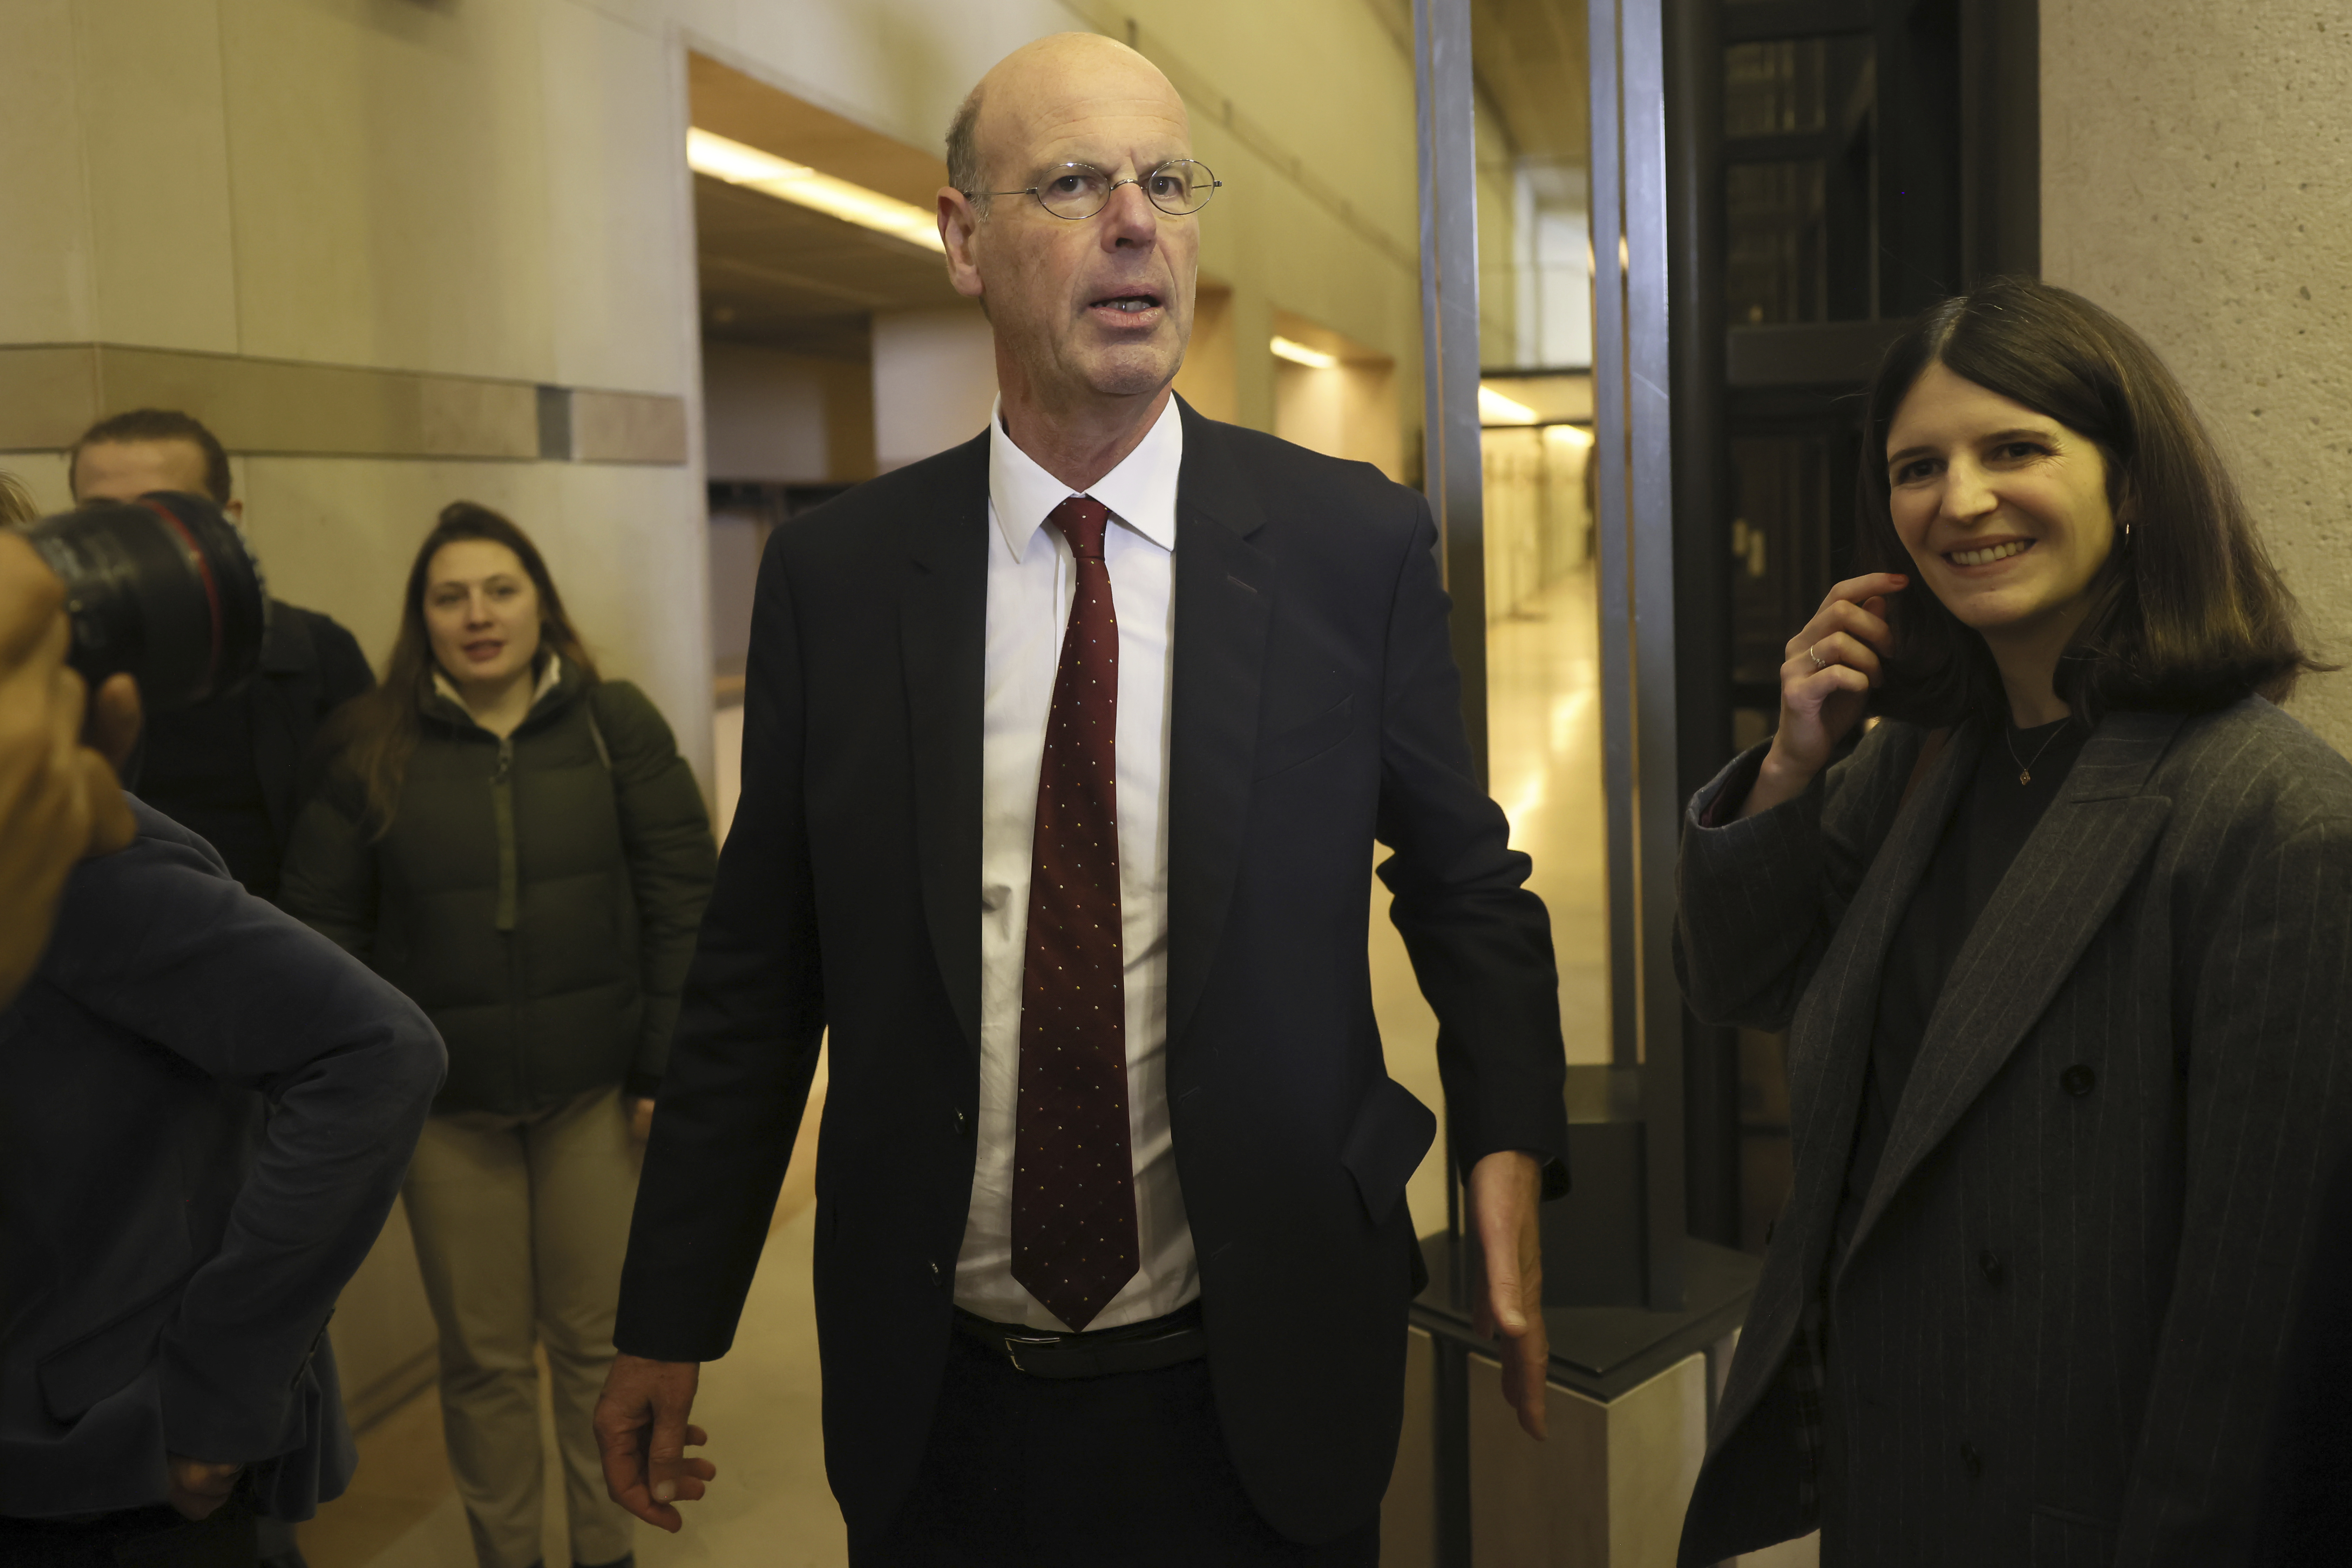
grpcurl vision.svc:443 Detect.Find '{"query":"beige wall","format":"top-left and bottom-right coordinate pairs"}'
top-left (703, 341), bottom-right (870, 483)
top-left (871, 305), bottom-right (999, 469)
top-left (1, 0), bottom-right (712, 784)
top-left (2042, 0), bottom-right (2352, 751)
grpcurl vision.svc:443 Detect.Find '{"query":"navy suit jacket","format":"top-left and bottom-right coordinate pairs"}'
top-left (614, 401), bottom-right (1568, 1544)
top-left (0, 800), bottom-right (444, 1520)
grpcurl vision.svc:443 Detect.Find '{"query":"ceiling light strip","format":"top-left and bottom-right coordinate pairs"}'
top-left (1270, 335), bottom-right (1340, 369)
top-left (687, 128), bottom-right (945, 256)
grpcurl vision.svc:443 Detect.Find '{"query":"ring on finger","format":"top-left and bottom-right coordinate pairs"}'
top-left (1808, 642), bottom-right (1828, 670)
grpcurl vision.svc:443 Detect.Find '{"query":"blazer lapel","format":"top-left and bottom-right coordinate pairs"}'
top-left (1164, 404), bottom-right (1274, 1058)
top-left (1778, 722), bottom-right (1982, 1272)
top-left (900, 434), bottom-right (992, 1061)
top-left (1842, 710), bottom-right (2186, 1265)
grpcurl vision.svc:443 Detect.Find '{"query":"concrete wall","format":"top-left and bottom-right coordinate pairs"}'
top-left (872, 305), bottom-right (999, 469)
top-left (2041, 0), bottom-right (2352, 751)
top-left (1, 0), bottom-right (711, 781)
top-left (703, 340), bottom-right (871, 482)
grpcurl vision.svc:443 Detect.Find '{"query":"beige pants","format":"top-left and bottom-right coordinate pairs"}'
top-left (404, 1086), bottom-right (641, 1568)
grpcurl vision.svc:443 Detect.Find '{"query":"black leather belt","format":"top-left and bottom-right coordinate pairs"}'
top-left (955, 1301), bottom-right (1206, 1380)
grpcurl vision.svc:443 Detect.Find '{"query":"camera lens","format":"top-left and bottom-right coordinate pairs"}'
top-left (23, 492), bottom-right (269, 713)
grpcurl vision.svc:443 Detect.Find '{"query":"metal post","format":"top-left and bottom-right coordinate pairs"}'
top-left (1588, 0), bottom-right (1638, 1081)
top-left (1415, 0), bottom-right (1488, 789)
top-left (1593, 0), bottom-right (1687, 1311)
top-left (1415, 11), bottom-right (1484, 1561)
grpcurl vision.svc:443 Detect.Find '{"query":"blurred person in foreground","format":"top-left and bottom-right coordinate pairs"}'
top-left (282, 503), bottom-right (715, 1568)
top-left (0, 472), bottom-right (136, 1007)
top-left (1674, 277), bottom-right (2352, 1566)
top-left (0, 481), bottom-right (445, 1567)
top-left (595, 32), bottom-right (1569, 1567)
top-left (71, 409), bottom-right (375, 903)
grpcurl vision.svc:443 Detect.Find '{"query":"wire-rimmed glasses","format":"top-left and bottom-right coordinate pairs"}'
top-left (969, 159), bottom-right (1221, 220)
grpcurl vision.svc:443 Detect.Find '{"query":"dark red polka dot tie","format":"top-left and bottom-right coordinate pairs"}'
top-left (1011, 495), bottom-right (1138, 1331)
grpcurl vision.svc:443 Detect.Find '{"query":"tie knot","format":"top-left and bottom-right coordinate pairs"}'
top-left (1049, 496), bottom-right (1112, 562)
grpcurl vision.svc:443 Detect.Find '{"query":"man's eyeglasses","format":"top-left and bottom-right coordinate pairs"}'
top-left (967, 160), bottom-right (1221, 220)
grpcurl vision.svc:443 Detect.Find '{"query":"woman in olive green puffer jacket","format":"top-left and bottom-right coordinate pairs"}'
top-left (282, 502), bottom-right (714, 1568)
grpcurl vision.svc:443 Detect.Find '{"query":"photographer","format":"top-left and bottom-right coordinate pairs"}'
top-left (70, 410), bottom-right (374, 902)
top-left (0, 474), bottom-right (135, 1009)
top-left (0, 485), bottom-right (446, 1568)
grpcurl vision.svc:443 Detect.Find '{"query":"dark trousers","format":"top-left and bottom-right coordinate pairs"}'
top-left (0, 1490), bottom-right (258, 1568)
top-left (862, 1329), bottom-right (1380, 1568)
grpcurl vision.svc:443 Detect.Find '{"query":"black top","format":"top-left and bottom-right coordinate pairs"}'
top-left (1832, 715), bottom-right (2088, 1255)
top-left (129, 599), bottom-right (375, 902)
top-left (139, 695), bottom-right (276, 896)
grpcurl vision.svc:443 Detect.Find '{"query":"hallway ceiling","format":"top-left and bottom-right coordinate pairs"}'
top-left (694, 174), bottom-right (962, 361)
top-left (1472, 0), bottom-right (1591, 168)
top-left (689, 52), bottom-right (963, 360)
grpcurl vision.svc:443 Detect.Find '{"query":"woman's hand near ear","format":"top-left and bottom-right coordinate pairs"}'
top-left (1741, 572), bottom-right (1907, 820)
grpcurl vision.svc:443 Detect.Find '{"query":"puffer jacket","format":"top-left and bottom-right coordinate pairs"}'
top-left (282, 658), bottom-right (716, 1114)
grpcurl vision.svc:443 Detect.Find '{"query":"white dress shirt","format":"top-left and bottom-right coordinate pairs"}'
top-left (953, 394), bottom-right (1197, 1332)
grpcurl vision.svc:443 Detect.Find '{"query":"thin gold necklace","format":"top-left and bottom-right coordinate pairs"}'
top-left (2005, 719), bottom-right (2070, 785)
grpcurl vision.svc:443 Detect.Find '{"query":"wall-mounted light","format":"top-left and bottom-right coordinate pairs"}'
top-left (1477, 385), bottom-right (1539, 424)
top-left (687, 127), bottom-right (945, 255)
top-left (1270, 335), bottom-right (1340, 369)
top-left (1543, 422), bottom-right (1595, 448)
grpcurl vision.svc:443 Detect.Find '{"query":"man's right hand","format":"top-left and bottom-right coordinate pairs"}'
top-left (0, 533), bottom-right (138, 1008)
top-left (165, 1455), bottom-right (243, 1521)
top-left (594, 1353), bottom-right (714, 1532)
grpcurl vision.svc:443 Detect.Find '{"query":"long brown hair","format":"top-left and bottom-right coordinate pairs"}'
top-left (334, 502), bottom-right (600, 835)
top-left (1857, 276), bottom-right (2319, 726)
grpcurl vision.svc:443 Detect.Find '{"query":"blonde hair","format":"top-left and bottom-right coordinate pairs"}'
top-left (0, 473), bottom-right (37, 528)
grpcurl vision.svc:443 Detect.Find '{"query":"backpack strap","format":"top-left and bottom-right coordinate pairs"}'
top-left (582, 683), bottom-right (614, 772)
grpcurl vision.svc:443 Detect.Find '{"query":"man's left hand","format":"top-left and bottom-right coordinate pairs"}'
top-left (1467, 1149), bottom-right (1547, 1440)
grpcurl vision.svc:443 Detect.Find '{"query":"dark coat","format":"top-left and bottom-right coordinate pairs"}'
top-left (0, 800), bottom-right (443, 1520)
top-left (2251, 1145), bottom-right (2352, 1566)
top-left (1675, 703), bottom-right (2352, 1568)
top-left (280, 663), bottom-right (716, 1114)
top-left (613, 401), bottom-right (1572, 1547)
top-left (133, 599), bottom-right (375, 900)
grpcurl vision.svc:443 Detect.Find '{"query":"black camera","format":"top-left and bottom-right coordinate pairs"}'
top-left (22, 492), bottom-right (269, 713)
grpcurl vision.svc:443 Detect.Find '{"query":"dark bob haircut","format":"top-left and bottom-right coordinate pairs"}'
top-left (1857, 276), bottom-right (2317, 726)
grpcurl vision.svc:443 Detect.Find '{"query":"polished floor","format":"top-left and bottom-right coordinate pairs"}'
top-left (298, 564), bottom-right (1612, 1567)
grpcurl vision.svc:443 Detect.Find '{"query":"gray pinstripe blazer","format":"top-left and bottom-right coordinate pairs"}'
top-left (1675, 699), bottom-right (2352, 1568)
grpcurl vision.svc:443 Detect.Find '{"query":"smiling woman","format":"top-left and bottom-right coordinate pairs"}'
top-left (1676, 275), bottom-right (2352, 1566)
top-left (1857, 276), bottom-right (2318, 728)
top-left (280, 502), bottom-right (718, 1568)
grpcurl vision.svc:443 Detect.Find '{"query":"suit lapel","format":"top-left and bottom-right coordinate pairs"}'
top-left (1164, 403), bottom-right (1274, 1058)
top-left (1842, 710), bottom-right (2185, 1265)
top-left (901, 434), bottom-right (992, 1060)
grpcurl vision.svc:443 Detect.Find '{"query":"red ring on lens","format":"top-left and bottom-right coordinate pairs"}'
top-left (137, 495), bottom-right (225, 700)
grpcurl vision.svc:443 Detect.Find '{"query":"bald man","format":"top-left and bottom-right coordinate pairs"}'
top-left (596, 34), bottom-right (1569, 1564)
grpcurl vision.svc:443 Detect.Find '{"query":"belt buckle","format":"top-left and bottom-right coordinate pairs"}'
top-left (1002, 1331), bottom-right (1063, 1375)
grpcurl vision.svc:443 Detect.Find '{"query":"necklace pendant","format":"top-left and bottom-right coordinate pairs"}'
top-left (2018, 769), bottom-right (2031, 785)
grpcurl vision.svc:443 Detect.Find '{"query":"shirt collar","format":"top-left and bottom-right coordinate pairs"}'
top-left (987, 393), bottom-right (1184, 562)
top-left (433, 650), bottom-right (562, 720)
